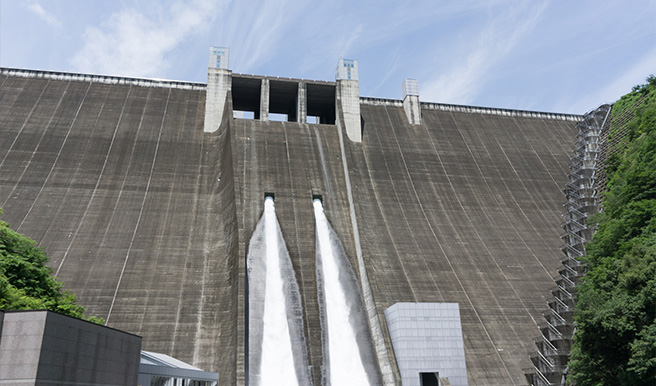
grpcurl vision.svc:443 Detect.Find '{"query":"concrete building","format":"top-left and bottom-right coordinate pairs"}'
top-left (0, 310), bottom-right (141, 386)
top-left (0, 48), bottom-right (586, 386)
top-left (385, 303), bottom-right (468, 386)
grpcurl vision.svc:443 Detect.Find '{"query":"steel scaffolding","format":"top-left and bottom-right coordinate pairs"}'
top-left (524, 104), bottom-right (611, 386)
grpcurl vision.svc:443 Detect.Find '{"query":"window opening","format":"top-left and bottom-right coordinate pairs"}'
top-left (234, 110), bottom-right (255, 119)
top-left (420, 372), bottom-right (440, 386)
top-left (269, 113), bottom-right (288, 122)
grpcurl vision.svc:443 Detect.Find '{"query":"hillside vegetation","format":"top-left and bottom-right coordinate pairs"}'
top-left (569, 76), bottom-right (656, 385)
top-left (0, 208), bottom-right (102, 323)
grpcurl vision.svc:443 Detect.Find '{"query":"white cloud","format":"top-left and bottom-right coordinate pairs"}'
top-left (27, 2), bottom-right (62, 28)
top-left (422, 51), bottom-right (487, 105)
top-left (370, 47), bottom-right (402, 96)
top-left (72, 0), bottom-right (223, 77)
top-left (280, 1), bottom-right (506, 82)
top-left (560, 47), bottom-right (656, 114)
top-left (421, 1), bottom-right (549, 105)
top-left (600, 50), bottom-right (656, 99)
top-left (216, 0), bottom-right (310, 73)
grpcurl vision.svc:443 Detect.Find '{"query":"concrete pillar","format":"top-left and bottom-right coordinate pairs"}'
top-left (402, 78), bottom-right (421, 125)
top-left (260, 78), bottom-right (269, 121)
top-left (204, 47), bottom-right (231, 133)
top-left (336, 58), bottom-right (361, 142)
top-left (297, 81), bottom-right (307, 124)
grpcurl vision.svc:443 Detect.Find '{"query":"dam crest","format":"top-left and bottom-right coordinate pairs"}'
top-left (0, 46), bottom-right (586, 385)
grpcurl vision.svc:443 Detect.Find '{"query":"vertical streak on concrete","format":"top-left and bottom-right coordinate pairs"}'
top-left (335, 104), bottom-right (397, 385)
top-left (336, 58), bottom-right (361, 142)
top-left (202, 93), bottom-right (240, 385)
top-left (260, 79), bottom-right (269, 122)
top-left (387, 108), bottom-right (516, 383)
top-left (106, 88), bottom-right (172, 324)
top-left (336, 80), bottom-right (361, 142)
top-left (2, 81), bottom-right (71, 211)
top-left (403, 95), bottom-right (421, 126)
top-left (204, 67), bottom-right (231, 132)
top-left (402, 79), bottom-right (421, 126)
top-left (297, 81), bottom-right (307, 124)
top-left (17, 82), bottom-right (91, 230)
top-left (55, 86), bottom-right (133, 276)
top-left (0, 79), bottom-right (50, 171)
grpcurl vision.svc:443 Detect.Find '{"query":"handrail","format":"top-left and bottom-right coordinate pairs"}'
top-left (359, 96), bottom-right (584, 121)
top-left (537, 350), bottom-right (554, 368)
top-left (1, 67), bottom-right (206, 90)
top-left (543, 334), bottom-right (560, 353)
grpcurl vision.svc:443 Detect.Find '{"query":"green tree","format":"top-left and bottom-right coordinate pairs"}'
top-left (569, 76), bottom-right (656, 385)
top-left (0, 208), bottom-right (103, 323)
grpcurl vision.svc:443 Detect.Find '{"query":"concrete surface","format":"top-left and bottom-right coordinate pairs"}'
top-left (259, 79), bottom-right (269, 121)
top-left (402, 79), bottom-right (421, 125)
top-left (336, 58), bottom-right (362, 142)
top-left (205, 67), bottom-right (231, 132)
top-left (0, 68), bottom-right (579, 386)
top-left (0, 73), bottom-right (235, 381)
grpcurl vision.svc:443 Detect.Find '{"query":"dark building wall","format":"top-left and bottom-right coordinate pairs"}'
top-left (0, 310), bottom-right (141, 385)
top-left (0, 72), bottom-right (578, 385)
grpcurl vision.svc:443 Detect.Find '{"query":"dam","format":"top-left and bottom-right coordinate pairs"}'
top-left (0, 47), bottom-right (582, 385)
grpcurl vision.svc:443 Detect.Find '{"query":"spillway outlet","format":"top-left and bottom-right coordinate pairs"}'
top-left (264, 192), bottom-right (275, 200)
top-left (312, 194), bottom-right (323, 202)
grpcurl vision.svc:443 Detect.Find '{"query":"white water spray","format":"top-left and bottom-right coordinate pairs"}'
top-left (314, 198), bottom-right (371, 386)
top-left (249, 197), bottom-right (304, 386)
top-left (261, 198), bottom-right (299, 385)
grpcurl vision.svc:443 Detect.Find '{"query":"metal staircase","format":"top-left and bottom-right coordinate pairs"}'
top-left (524, 105), bottom-right (610, 385)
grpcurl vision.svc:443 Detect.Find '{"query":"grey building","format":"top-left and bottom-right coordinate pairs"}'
top-left (0, 310), bottom-right (141, 386)
top-left (385, 303), bottom-right (468, 386)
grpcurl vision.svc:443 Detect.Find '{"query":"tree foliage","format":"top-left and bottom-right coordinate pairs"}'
top-left (0, 208), bottom-right (103, 323)
top-left (569, 76), bottom-right (656, 385)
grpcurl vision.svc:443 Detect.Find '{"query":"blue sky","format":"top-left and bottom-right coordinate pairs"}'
top-left (1, 0), bottom-right (654, 114)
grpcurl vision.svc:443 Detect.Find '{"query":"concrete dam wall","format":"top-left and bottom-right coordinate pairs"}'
top-left (0, 67), bottom-right (580, 385)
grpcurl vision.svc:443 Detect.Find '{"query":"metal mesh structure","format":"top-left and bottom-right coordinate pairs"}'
top-left (594, 94), bottom-right (649, 196)
top-left (524, 105), bottom-right (611, 386)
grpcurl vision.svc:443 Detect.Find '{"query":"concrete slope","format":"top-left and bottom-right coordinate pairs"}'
top-left (0, 72), bottom-right (578, 385)
top-left (228, 100), bottom-right (577, 384)
top-left (346, 104), bottom-right (576, 385)
top-left (0, 74), bottom-right (239, 382)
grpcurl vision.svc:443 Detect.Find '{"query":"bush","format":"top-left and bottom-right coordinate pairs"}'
top-left (0, 208), bottom-right (103, 323)
top-left (569, 76), bottom-right (656, 385)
